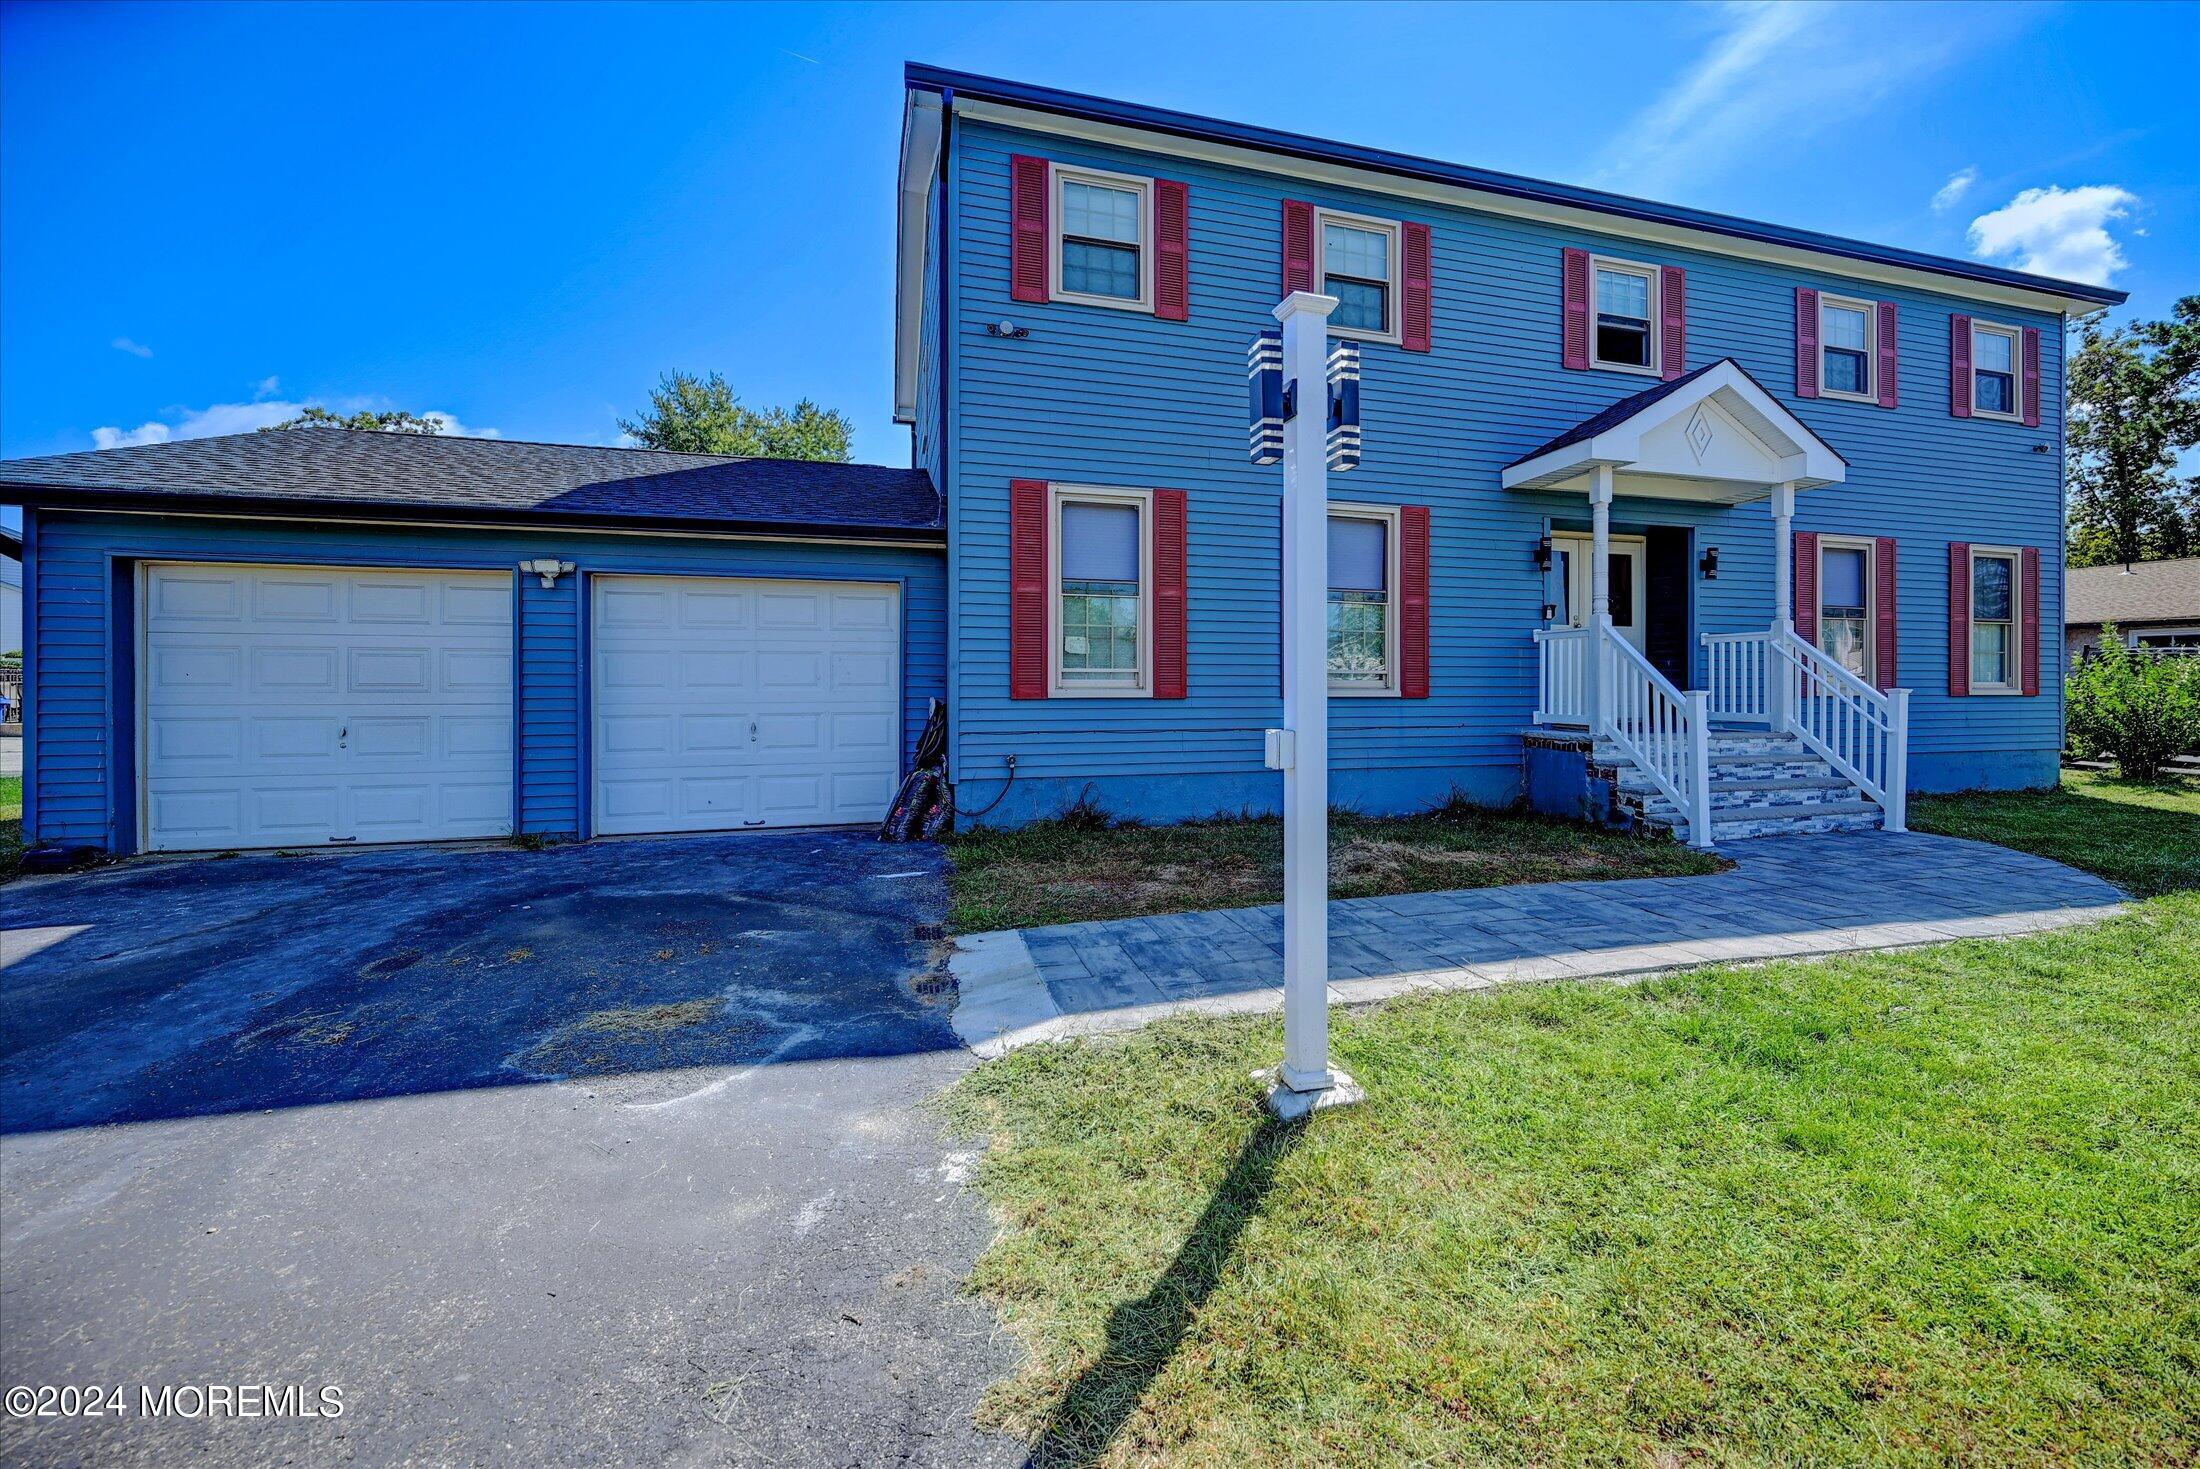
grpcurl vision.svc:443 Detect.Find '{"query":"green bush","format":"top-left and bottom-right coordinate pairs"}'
top-left (2067, 624), bottom-right (2200, 780)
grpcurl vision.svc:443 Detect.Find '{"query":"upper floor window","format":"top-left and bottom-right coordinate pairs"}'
top-left (1316, 210), bottom-right (1401, 343)
top-left (1817, 538), bottom-right (1873, 681)
top-left (1592, 257), bottom-right (1659, 373)
top-left (1970, 321), bottom-right (2021, 419)
top-left (1053, 488), bottom-right (1150, 694)
top-left (1328, 507), bottom-right (1398, 691)
top-left (1053, 166), bottom-right (1151, 311)
top-left (1819, 295), bottom-right (1877, 401)
top-left (1968, 547), bottom-right (2020, 690)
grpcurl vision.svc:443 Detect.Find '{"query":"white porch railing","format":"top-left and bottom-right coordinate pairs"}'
top-left (1532, 625), bottom-right (1592, 726)
top-left (1599, 628), bottom-right (1714, 849)
top-left (1702, 630), bottom-right (1774, 724)
top-left (1770, 631), bottom-right (1911, 832)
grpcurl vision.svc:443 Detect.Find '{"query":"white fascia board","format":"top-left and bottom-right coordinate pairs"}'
top-left (955, 98), bottom-right (2104, 320)
top-left (893, 92), bottom-right (945, 425)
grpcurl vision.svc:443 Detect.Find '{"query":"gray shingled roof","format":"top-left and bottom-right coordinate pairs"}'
top-left (2066, 556), bottom-right (2200, 627)
top-left (0, 429), bottom-right (942, 538)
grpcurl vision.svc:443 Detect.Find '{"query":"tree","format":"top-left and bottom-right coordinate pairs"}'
top-left (2066, 295), bottom-right (2200, 567)
top-left (618, 371), bottom-right (852, 461)
top-left (261, 406), bottom-right (445, 434)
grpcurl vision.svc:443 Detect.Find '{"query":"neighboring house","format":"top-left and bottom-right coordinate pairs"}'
top-left (2067, 557), bottom-right (2200, 660)
top-left (1, 65), bottom-right (2127, 858)
top-left (1, 520), bottom-right (22, 660)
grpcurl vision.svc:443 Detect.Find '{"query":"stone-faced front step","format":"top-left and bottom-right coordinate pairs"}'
top-left (1636, 800), bottom-right (1885, 841)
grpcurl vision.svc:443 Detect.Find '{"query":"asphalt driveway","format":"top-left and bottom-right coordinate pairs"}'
top-left (0, 832), bottom-right (1020, 1467)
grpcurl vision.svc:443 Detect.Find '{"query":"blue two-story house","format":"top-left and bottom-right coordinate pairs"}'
top-left (0, 66), bottom-right (2125, 860)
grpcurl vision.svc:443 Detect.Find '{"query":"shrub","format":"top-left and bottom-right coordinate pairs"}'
top-left (2067, 624), bottom-right (2200, 780)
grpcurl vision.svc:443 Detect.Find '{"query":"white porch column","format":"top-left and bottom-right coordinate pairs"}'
top-left (1587, 465), bottom-right (1615, 737)
top-left (1273, 290), bottom-right (1348, 1104)
top-left (1770, 479), bottom-right (1797, 730)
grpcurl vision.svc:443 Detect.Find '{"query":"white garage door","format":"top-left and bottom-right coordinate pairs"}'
top-left (591, 575), bottom-right (901, 836)
top-left (142, 564), bottom-right (514, 852)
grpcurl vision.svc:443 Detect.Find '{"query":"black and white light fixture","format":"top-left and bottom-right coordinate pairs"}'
top-left (1533, 534), bottom-right (1553, 572)
top-left (1698, 545), bottom-right (1721, 580)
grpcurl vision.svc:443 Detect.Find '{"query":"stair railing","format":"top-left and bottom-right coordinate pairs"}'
top-left (1532, 624), bottom-right (1592, 726)
top-left (1769, 630), bottom-right (1910, 831)
top-left (1599, 625), bottom-right (1715, 849)
top-left (1701, 630), bottom-right (1774, 724)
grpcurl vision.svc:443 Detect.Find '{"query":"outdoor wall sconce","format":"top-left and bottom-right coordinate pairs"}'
top-left (1698, 546), bottom-right (1720, 580)
top-left (1533, 534), bottom-right (1553, 572)
top-left (519, 558), bottom-right (575, 588)
top-left (1541, 602), bottom-right (1558, 622)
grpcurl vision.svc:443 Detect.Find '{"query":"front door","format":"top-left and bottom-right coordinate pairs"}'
top-left (1553, 534), bottom-right (1647, 653)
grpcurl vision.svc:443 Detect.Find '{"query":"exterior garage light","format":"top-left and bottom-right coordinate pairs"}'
top-left (519, 559), bottom-right (575, 588)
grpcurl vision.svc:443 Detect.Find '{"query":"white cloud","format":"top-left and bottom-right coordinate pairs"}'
top-left (1931, 167), bottom-right (1978, 213)
top-left (253, 375), bottom-right (282, 399)
top-left (1967, 185), bottom-right (2139, 285)
top-left (91, 397), bottom-right (501, 450)
top-left (1588, 2), bottom-right (1992, 198)
top-left (111, 336), bottom-right (154, 359)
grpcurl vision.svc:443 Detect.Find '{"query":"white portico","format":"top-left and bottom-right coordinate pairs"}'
top-left (1504, 359), bottom-right (1910, 847)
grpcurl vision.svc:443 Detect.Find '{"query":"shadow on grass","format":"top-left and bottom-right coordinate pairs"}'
top-left (1024, 1114), bottom-right (1306, 1469)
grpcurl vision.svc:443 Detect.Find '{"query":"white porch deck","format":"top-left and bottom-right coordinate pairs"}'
top-left (1505, 359), bottom-right (1910, 848)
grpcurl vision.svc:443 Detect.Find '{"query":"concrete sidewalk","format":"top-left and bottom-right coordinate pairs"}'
top-left (950, 830), bottom-right (2126, 1056)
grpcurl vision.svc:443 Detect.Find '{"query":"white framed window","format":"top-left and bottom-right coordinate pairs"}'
top-left (1051, 165), bottom-right (1153, 313)
top-left (1817, 536), bottom-right (1875, 681)
top-left (1327, 505), bottom-right (1400, 693)
top-left (1819, 294), bottom-right (1877, 402)
top-left (1314, 209), bottom-right (1402, 344)
top-left (1970, 320), bottom-right (2022, 421)
top-left (1968, 545), bottom-right (2022, 691)
top-left (1590, 255), bottom-right (1660, 375)
top-left (1049, 485), bottom-right (1152, 696)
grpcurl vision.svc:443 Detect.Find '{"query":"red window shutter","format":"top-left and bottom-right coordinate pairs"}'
top-left (1009, 155), bottom-right (1050, 304)
top-left (1659, 265), bottom-right (1687, 381)
top-left (1874, 536), bottom-right (1899, 690)
top-left (1401, 221), bottom-right (1433, 352)
top-left (1948, 542), bottom-right (1971, 696)
top-left (1950, 314), bottom-right (1972, 418)
top-left (2022, 326), bottom-right (2042, 428)
top-left (1793, 531), bottom-right (1820, 644)
top-left (1876, 301), bottom-right (1899, 409)
top-left (1152, 489), bottom-right (1189, 699)
top-left (1009, 480), bottom-right (1049, 698)
top-left (2022, 545), bottom-right (2041, 695)
top-left (1399, 505), bottom-right (1431, 698)
top-left (1795, 287), bottom-right (1820, 398)
top-left (1561, 248), bottom-right (1590, 370)
top-left (1154, 179), bottom-right (1190, 322)
top-left (1281, 200), bottom-right (1315, 297)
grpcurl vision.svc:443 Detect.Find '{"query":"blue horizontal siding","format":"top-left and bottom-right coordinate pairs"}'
top-left (942, 118), bottom-right (2068, 824)
top-left (26, 512), bottom-right (945, 851)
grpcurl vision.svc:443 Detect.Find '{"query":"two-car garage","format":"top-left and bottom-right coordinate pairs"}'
top-left (139, 563), bottom-right (907, 853)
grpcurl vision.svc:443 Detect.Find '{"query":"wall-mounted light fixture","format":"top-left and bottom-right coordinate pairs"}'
top-left (986, 319), bottom-right (1030, 339)
top-left (1532, 534), bottom-right (1553, 572)
top-left (1698, 546), bottom-right (1720, 580)
top-left (519, 558), bottom-right (575, 588)
top-left (1540, 602), bottom-right (1558, 622)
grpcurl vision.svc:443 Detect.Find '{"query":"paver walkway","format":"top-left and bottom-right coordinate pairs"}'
top-left (950, 830), bottom-right (2125, 1056)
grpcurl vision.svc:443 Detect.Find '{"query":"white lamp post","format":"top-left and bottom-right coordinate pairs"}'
top-left (1259, 290), bottom-right (1364, 1120)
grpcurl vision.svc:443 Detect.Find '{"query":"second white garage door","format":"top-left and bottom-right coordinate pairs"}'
top-left (590, 575), bottom-right (902, 835)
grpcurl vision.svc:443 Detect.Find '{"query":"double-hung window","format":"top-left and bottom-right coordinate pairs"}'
top-left (1052, 489), bottom-right (1150, 694)
top-left (1327, 507), bottom-right (1398, 692)
top-left (1968, 547), bottom-right (2020, 690)
top-left (1315, 210), bottom-right (1401, 343)
top-left (1819, 296), bottom-right (1876, 400)
top-left (1971, 321), bottom-right (2022, 420)
top-left (1817, 538), bottom-right (1873, 681)
top-left (1592, 257), bottom-right (1658, 373)
top-left (1053, 166), bottom-right (1151, 310)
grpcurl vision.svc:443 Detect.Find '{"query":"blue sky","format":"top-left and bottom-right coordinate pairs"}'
top-left (3, 0), bottom-right (2195, 484)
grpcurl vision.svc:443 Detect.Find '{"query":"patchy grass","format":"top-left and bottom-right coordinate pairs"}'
top-left (946, 800), bottom-right (1726, 933)
top-left (1912, 770), bottom-right (2200, 898)
top-left (943, 775), bottom-right (2200, 1465)
top-left (0, 775), bottom-right (19, 880)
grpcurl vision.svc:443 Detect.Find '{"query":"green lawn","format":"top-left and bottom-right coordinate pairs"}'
top-left (943, 775), bottom-right (2200, 1466)
top-left (0, 774), bottom-right (21, 880)
top-left (945, 802), bottom-right (1726, 933)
